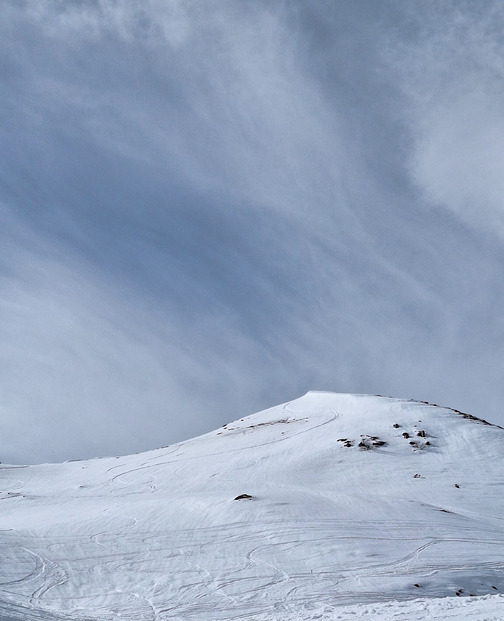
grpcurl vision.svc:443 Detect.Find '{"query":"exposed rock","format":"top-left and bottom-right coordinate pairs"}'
top-left (234, 494), bottom-right (254, 501)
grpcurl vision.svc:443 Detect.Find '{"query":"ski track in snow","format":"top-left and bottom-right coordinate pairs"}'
top-left (1, 393), bottom-right (504, 620)
top-left (107, 406), bottom-right (339, 493)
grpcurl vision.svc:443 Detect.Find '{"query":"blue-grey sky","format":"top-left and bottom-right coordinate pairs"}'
top-left (2, 0), bottom-right (504, 464)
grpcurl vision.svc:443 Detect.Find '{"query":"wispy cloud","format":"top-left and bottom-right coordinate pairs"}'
top-left (389, 1), bottom-right (504, 235)
top-left (0, 207), bottom-right (284, 463)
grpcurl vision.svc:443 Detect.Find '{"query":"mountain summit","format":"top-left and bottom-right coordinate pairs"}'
top-left (1, 392), bottom-right (504, 620)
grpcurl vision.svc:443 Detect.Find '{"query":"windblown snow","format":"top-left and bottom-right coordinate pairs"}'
top-left (1, 392), bottom-right (504, 620)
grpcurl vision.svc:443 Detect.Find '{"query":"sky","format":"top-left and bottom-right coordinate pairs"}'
top-left (1, 0), bottom-right (504, 464)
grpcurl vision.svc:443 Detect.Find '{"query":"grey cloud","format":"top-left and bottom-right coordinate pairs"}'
top-left (1, 1), bottom-right (504, 463)
top-left (2, 0), bottom-right (347, 219)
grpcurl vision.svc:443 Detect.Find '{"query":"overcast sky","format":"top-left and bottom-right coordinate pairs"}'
top-left (2, 0), bottom-right (504, 464)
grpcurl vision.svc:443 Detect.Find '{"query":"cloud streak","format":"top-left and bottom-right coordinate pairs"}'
top-left (0, 209), bottom-right (284, 463)
top-left (390, 0), bottom-right (504, 235)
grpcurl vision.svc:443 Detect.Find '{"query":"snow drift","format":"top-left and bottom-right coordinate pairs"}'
top-left (1, 392), bottom-right (504, 620)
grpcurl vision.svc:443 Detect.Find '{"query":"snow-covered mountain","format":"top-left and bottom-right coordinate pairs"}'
top-left (1, 392), bottom-right (504, 620)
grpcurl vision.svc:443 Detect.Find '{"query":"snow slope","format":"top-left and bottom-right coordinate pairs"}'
top-left (1, 392), bottom-right (504, 620)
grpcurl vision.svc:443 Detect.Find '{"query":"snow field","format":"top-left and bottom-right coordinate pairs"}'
top-left (1, 392), bottom-right (503, 620)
